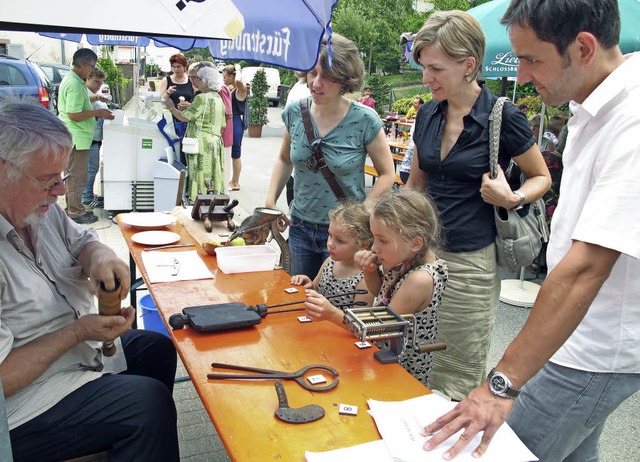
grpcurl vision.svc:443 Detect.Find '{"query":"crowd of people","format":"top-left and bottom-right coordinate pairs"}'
top-left (1, 0), bottom-right (638, 460)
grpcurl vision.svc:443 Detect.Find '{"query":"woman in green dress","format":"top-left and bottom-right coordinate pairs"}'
top-left (164, 63), bottom-right (226, 197)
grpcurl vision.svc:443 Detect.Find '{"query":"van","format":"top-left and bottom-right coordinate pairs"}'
top-left (241, 66), bottom-right (281, 107)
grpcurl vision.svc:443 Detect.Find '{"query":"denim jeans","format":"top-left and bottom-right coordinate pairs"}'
top-left (508, 361), bottom-right (640, 462)
top-left (289, 215), bottom-right (330, 280)
top-left (10, 330), bottom-right (179, 462)
top-left (82, 140), bottom-right (101, 203)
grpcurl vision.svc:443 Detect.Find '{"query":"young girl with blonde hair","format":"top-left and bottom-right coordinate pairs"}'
top-left (291, 202), bottom-right (374, 324)
top-left (355, 188), bottom-right (447, 386)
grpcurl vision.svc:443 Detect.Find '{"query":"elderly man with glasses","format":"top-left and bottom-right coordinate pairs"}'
top-left (57, 48), bottom-right (114, 224)
top-left (0, 95), bottom-right (180, 461)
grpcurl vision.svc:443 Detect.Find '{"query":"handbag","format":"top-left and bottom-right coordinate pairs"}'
top-left (181, 94), bottom-right (209, 154)
top-left (299, 98), bottom-right (348, 202)
top-left (489, 97), bottom-right (549, 271)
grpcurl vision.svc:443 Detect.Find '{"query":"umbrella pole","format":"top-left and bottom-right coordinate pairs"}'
top-left (499, 267), bottom-right (541, 308)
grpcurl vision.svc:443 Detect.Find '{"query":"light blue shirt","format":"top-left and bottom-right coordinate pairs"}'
top-left (283, 98), bottom-right (383, 224)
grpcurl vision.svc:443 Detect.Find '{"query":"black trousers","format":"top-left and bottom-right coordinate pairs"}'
top-left (10, 330), bottom-right (179, 462)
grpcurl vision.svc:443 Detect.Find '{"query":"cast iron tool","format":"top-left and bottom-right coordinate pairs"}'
top-left (274, 381), bottom-right (325, 424)
top-left (208, 362), bottom-right (339, 392)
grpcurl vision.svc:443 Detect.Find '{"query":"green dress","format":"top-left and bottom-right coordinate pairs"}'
top-left (182, 92), bottom-right (226, 197)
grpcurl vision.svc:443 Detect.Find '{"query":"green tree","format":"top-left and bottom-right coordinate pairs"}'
top-left (333, 0), bottom-right (428, 75)
top-left (333, 0), bottom-right (472, 76)
top-left (97, 57), bottom-right (130, 106)
top-left (248, 69), bottom-right (269, 126)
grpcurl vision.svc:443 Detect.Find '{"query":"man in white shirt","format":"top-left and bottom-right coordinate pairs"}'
top-left (421, 1), bottom-right (640, 460)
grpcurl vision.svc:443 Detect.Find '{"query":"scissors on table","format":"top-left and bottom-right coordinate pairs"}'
top-left (208, 363), bottom-right (339, 392)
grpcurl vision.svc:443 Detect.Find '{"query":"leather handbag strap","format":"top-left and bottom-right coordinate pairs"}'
top-left (299, 98), bottom-right (348, 202)
top-left (488, 96), bottom-right (508, 180)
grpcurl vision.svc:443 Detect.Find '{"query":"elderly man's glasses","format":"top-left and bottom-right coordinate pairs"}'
top-left (14, 165), bottom-right (71, 192)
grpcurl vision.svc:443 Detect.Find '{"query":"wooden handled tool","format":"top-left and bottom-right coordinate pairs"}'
top-left (97, 280), bottom-right (121, 357)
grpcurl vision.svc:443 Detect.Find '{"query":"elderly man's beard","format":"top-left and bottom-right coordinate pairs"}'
top-left (24, 198), bottom-right (57, 226)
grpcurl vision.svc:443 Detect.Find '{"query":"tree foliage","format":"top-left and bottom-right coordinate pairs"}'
top-left (248, 69), bottom-right (269, 126)
top-left (333, 0), bottom-right (429, 75)
top-left (332, 0), bottom-right (472, 76)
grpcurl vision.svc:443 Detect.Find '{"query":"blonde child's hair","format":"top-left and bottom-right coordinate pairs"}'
top-left (328, 202), bottom-right (373, 249)
top-left (371, 189), bottom-right (441, 260)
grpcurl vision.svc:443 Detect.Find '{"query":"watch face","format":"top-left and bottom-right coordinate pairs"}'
top-left (490, 374), bottom-right (507, 392)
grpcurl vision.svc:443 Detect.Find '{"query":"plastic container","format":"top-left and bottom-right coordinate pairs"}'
top-left (215, 245), bottom-right (278, 274)
top-left (139, 294), bottom-right (170, 337)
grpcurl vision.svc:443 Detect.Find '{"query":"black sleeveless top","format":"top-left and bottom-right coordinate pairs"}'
top-left (231, 89), bottom-right (246, 117)
top-left (165, 74), bottom-right (193, 107)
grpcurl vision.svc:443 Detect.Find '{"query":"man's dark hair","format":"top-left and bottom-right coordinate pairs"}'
top-left (417, 98), bottom-right (424, 105)
top-left (72, 48), bottom-right (98, 67)
top-left (501, 0), bottom-right (620, 56)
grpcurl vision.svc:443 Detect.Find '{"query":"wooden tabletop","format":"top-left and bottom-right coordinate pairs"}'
top-left (118, 215), bottom-right (429, 461)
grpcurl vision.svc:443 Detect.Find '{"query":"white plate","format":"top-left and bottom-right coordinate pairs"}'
top-left (120, 212), bottom-right (176, 230)
top-left (131, 231), bottom-right (181, 246)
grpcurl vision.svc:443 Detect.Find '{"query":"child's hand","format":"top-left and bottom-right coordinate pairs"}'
top-left (290, 274), bottom-right (312, 288)
top-left (355, 250), bottom-right (379, 274)
top-left (304, 289), bottom-right (341, 324)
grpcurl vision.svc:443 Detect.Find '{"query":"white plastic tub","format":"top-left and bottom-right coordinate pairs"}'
top-left (215, 245), bottom-right (278, 274)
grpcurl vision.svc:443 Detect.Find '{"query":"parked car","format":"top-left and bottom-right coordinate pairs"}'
top-left (241, 66), bottom-right (282, 107)
top-left (37, 62), bottom-right (70, 88)
top-left (0, 55), bottom-right (54, 111)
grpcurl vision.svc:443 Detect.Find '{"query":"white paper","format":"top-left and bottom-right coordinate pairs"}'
top-left (305, 439), bottom-right (393, 462)
top-left (141, 250), bottom-right (213, 283)
top-left (368, 394), bottom-right (538, 462)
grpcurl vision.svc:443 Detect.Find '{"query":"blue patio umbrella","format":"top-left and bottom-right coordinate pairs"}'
top-left (469, 0), bottom-right (640, 78)
top-left (208, 0), bottom-right (338, 71)
top-left (6, 0), bottom-right (338, 71)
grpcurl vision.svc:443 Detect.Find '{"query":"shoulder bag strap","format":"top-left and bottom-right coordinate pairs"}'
top-left (488, 96), bottom-right (509, 180)
top-left (299, 97), bottom-right (348, 202)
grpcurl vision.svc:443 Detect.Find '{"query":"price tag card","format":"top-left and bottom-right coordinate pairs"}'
top-left (339, 403), bottom-right (358, 416)
top-left (285, 288), bottom-right (299, 294)
top-left (355, 341), bottom-right (372, 349)
top-left (307, 374), bottom-right (327, 385)
top-left (298, 316), bottom-right (312, 323)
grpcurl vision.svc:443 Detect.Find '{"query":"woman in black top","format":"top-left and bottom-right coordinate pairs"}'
top-left (222, 64), bottom-right (248, 191)
top-left (406, 11), bottom-right (550, 401)
top-left (160, 53), bottom-right (193, 152)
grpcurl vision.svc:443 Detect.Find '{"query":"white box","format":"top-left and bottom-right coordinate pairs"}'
top-left (215, 245), bottom-right (278, 274)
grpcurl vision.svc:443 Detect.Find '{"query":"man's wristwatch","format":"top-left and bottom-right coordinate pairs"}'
top-left (513, 190), bottom-right (525, 210)
top-left (487, 368), bottom-right (520, 399)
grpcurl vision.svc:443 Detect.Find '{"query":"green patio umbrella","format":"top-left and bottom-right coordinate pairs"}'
top-left (469, 0), bottom-right (640, 79)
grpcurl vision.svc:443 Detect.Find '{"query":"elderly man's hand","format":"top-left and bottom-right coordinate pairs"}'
top-left (81, 243), bottom-right (130, 300)
top-left (72, 306), bottom-right (135, 343)
top-left (422, 384), bottom-right (515, 459)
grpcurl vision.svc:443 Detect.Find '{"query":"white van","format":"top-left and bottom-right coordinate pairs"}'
top-left (241, 66), bottom-right (281, 107)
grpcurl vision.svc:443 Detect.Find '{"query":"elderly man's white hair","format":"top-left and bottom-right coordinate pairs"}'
top-left (197, 66), bottom-right (222, 91)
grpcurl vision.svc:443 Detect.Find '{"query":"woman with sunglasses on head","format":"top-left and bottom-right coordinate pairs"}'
top-left (265, 33), bottom-right (395, 280)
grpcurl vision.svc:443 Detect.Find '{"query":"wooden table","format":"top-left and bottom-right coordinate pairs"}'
top-left (118, 217), bottom-right (428, 461)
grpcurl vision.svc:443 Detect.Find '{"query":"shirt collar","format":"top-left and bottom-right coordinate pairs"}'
top-left (572, 52), bottom-right (640, 118)
top-left (425, 81), bottom-right (494, 129)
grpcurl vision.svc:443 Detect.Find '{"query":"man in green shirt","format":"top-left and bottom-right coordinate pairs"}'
top-left (58, 49), bottom-right (114, 224)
